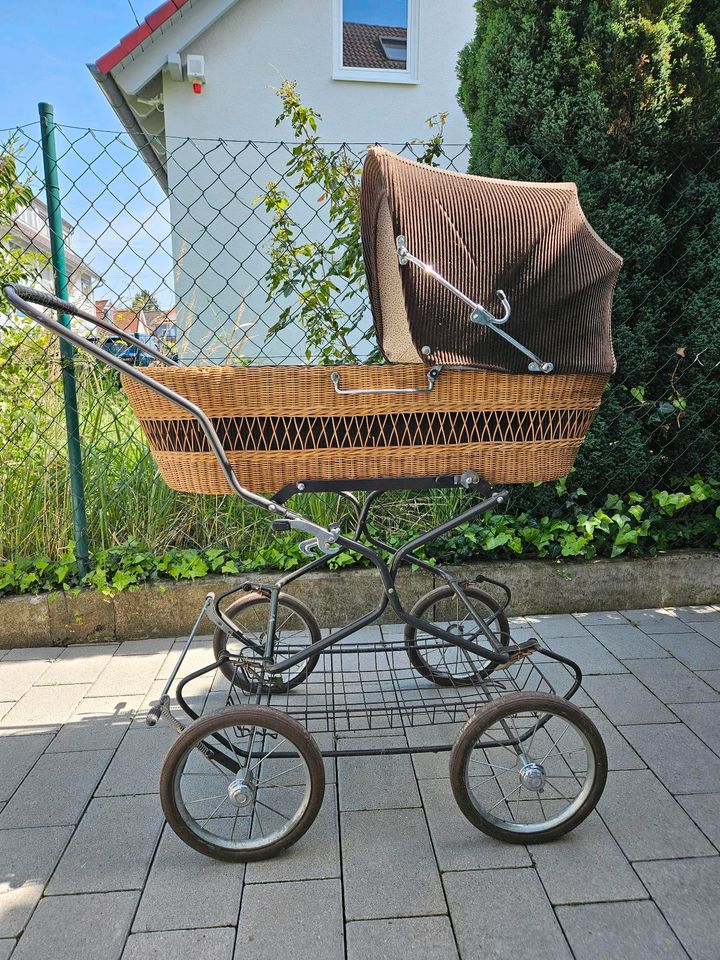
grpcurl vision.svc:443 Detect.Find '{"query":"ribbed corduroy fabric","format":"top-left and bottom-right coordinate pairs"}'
top-left (360, 148), bottom-right (622, 375)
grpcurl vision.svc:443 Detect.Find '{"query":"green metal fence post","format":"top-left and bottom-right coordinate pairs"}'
top-left (38, 102), bottom-right (90, 577)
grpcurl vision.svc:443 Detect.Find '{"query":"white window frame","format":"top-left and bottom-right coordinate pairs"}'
top-left (332, 0), bottom-right (419, 85)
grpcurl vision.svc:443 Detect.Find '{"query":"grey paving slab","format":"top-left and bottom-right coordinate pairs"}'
top-left (582, 707), bottom-right (645, 770)
top-left (620, 609), bottom-right (692, 634)
top-left (10, 891), bottom-right (138, 960)
top-left (672, 605), bottom-right (720, 623)
top-left (0, 748), bottom-right (112, 828)
top-left (0, 704), bottom-right (12, 722)
top-left (155, 637), bottom-right (214, 680)
top-left (598, 769), bottom-right (714, 861)
top-left (620, 722), bottom-right (720, 794)
top-left (0, 731), bottom-right (55, 801)
top-left (419, 776), bottom-right (531, 871)
top-left (0, 940), bottom-right (14, 960)
top-left (696, 670), bottom-right (720, 693)
top-left (35, 644), bottom-right (118, 685)
top-left (536, 635), bottom-right (628, 674)
top-left (624, 658), bottom-right (719, 704)
top-left (122, 928), bottom-right (235, 960)
top-left (48, 794), bottom-right (164, 894)
top-left (692, 620), bottom-right (720, 643)
top-left (635, 857), bottom-right (720, 960)
top-left (581, 674), bottom-right (677, 724)
top-left (649, 632), bottom-right (720, 670)
top-left (586, 624), bottom-right (671, 658)
top-left (46, 695), bottom-right (143, 753)
top-left (557, 901), bottom-right (688, 960)
top-left (132, 825), bottom-right (244, 932)
top-left (530, 811), bottom-right (646, 904)
top-left (1, 648), bottom-right (61, 661)
top-left (95, 724), bottom-right (176, 797)
top-left (524, 613), bottom-right (589, 639)
top-left (672, 701), bottom-right (720, 752)
top-left (235, 879), bottom-right (343, 960)
top-left (0, 683), bottom-right (91, 730)
top-left (338, 750), bottom-right (420, 811)
top-left (346, 916), bottom-right (458, 960)
top-left (245, 788), bottom-right (340, 884)
top-left (0, 658), bottom-right (53, 701)
top-left (89, 643), bottom-right (169, 697)
top-left (342, 807), bottom-right (445, 920)
top-left (0, 825), bottom-right (72, 937)
top-left (444, 868), bottom-right (572, 960)
top-left (407, 722), bottom-right (464, 780)
top-left (574, 610), bottom-right (629, 626)
top-left (677, 793), bottom-right (720, 850)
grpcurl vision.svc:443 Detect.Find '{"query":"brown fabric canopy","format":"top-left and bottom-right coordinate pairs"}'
top-left (360, 148), bottom-right (622, 375)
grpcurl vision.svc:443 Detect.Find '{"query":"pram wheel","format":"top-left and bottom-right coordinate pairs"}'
top-left (213, 592), bottom-right (321, 691)
top-left (450, 692), bottom-right (607, 843)
top-left (160, 705), bottom-right (325, 862)
top-left (404, 584), bottom-right (510, 686)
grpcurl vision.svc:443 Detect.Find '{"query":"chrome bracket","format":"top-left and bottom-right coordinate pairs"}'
top-left (396, 235), bottom-right (554, 374)
top-left (331, 366), bottom-right (442, 395)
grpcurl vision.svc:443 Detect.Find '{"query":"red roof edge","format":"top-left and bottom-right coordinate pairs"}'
top-left (95, 0), bottom-right (191, 75)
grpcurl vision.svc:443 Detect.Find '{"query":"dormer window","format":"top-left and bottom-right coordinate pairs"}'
top-left (333, 0), bottom-right (418, 84)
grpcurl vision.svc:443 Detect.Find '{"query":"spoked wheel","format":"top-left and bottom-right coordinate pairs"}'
top-left (450, 693), bottom-right (607, 843)
top-left (213, 592), bottom-right (321, 691)
top-left (160, 706), bottom-right (325, 862)
top-left (404, 584), bottom-right (511, 686)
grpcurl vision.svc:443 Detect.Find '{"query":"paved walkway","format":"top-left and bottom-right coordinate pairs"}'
top-left (1, 606), bottom-right (719, 960)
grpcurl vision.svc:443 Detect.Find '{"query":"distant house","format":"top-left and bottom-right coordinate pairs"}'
top-left (94, 300), bottom-right (178, 344)
top-left (90, 0), bottom-right (476, 362)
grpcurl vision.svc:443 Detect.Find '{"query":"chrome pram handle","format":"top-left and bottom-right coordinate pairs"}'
top-left (395, 235), bottom-right (554, 374)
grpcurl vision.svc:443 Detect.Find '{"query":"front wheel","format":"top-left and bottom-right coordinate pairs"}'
top-left (160, 706), bottom-right (325, 862)
top-left (450, 692), bottom-right (607, 843)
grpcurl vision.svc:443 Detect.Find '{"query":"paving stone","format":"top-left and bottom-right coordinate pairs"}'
top-left (635, 857), bottom-right (720, 960)
top-left (1, 647), bottom-right (61, 661)
top-left (598, 770), bottom-right (714, 860)
top-left (46, 695), bottom-right (142, 753)
top-left (620, 609), bottom-right (691, 634)
top-left (582, 707), bottom-right (645, 770)
top-left (346, 916), bottom-right (458, 960)
top-left (624, 658), bottom-right (719, 704)
top-left (0, 704), bottom-right (12, 722)
top-left (536, 635), bottom-right (628, 674)
top-left (0, 683), bottom-right (91, 730)
top-left (0, 826), bottom-right (72, 937)
top-left (557, 901), bottom-right (687, 960)
top-left (586, 625), bottom-right (670, 659)
top-left (524, 614), bottom-right (589, 639)
top-left (0, 658), bottom-right (53, 701)
top-left (0, 940), bottom-right (14, 960)
top-left (672, 605), bottom-right (720, 623)
top-left (342, 807), bottom-right (445, 919)
top-left (10, 891), bottom-right (138, 960)
top-left (573, 611), bottom-right (628, 626)
top-left (155, 637), bottom-right (214, 680)
top-left (0, 731), bottom-right (55, 801)
top-left (620, 722), bottom-right (720, 794)
top-left (696, 670), bottom-right (720, 693)
top-left (650, 633), bottom-right (720, 670)
top-left (581, 674), bottom-right (676, 724)
top-left (338, 748), bottom-right (420, 810)
top-left (35, 644), bottom-right (118, 685)
top-left (672, 701), bottom-right (720, 751)
top-left (133, 825), bottom-right (245, 932)
top-left (677, 793), bottom-right (720, 850)
top-left (89, 642), bottom-right (170, 697)
top-left (531, 811), bottom-right (646, 904)
top-left (95, 725), bottom-right (176, 797)
top-left (444, 868), bottom-right (572, 960)
top-left (48, 794), bottom-right (164, 894)
top-left (0, 748), bottom-right (112, 828)
top-left (419, 776), bottom-right (531, 870)
top-left (245, 788), bottom-right (340, 884)
top-left (692, 620), bottom-right (720, 643)
top-left (122, 928), bottom-right (234, 960)
top-left (235, 879), bottom-right (343, 960)
top-left (407, 722), bottom-right (463, 779)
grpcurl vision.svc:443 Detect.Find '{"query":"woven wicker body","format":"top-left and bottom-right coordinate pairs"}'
top-left (122, 364), bottom-right (606, 495)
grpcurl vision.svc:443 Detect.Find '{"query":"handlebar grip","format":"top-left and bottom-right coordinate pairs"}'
top-left (7, 284), bottom-right (79, 318)
top-left (145, 695), bottom-right (169, 727)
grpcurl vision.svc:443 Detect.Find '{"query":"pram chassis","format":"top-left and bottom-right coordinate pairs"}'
top-left (6, 283), bottom-right (608, 862)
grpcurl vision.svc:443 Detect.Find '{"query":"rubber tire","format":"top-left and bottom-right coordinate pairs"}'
top-left (160, 705), bottom-right (326, 862)
top-left (404, 584), bottom-right (511, 686)
top-left (449, 692), bottom-right (608, 844)
top-left (213, 592), bottom-right (321, 691)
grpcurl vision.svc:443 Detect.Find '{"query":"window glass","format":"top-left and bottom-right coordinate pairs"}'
top-left (342, 0), bottom-right (408, 70)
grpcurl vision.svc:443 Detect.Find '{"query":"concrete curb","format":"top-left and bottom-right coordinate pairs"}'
top-left (1, 549), bottom-right (717, 647)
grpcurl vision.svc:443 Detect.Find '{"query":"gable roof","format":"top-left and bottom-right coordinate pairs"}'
top-left (343, 23), bottom-right (407, 70)
top-left (95, 0), bottom-right (192, 75)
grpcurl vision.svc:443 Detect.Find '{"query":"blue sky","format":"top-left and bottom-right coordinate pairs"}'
top-left (344, 0), bottom-right (407, 27)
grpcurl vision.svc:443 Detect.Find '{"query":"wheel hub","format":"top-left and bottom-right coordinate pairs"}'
top-left (519, 761), bottom-right (546, 792)
top-left (228, 778), bottom-right (255, 807)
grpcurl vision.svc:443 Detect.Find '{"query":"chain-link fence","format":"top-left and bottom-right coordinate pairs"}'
top-left (1, 118), bottom-right (719, 567)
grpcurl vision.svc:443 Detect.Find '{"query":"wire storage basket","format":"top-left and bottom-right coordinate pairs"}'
top-left (121, 363), bottom-right (607, 494)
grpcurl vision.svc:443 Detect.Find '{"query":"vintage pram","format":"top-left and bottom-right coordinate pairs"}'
top-left (7, 147), bottom-right (623, 862)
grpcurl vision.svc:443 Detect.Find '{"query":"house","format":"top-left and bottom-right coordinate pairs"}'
top-left (5, 197), bottom-right (101, 325)
top-left (90, 0), bottom-right (476, 362)
top-left (94, 301), bottom-right (178, 343)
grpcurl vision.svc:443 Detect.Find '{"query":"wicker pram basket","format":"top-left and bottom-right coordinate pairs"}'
top-left (121, 148), bottom-right (621, 496)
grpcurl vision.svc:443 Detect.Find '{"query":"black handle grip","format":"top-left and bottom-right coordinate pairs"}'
top-left (9, 284), bottom-right (79, 318)
top-left (145, 695), bottom-right (169, 727)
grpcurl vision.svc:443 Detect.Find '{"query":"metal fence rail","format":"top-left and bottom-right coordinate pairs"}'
top-left (1, 107), bottom-right (718, 565)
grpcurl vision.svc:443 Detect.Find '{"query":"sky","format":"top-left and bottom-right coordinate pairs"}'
top-left (344, 0), bottom-right (407, 27)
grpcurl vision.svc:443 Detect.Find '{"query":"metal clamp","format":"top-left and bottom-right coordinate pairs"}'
top-left (331, 366), bottom-right (442, 395)
top-left (396, 235), bottom-right (554, 374)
